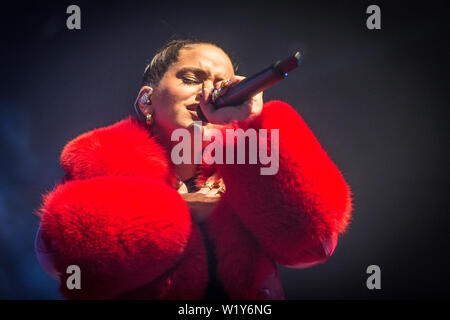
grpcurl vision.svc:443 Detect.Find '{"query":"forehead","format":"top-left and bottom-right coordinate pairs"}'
top-left (171, 44), bottom-right (234, 79)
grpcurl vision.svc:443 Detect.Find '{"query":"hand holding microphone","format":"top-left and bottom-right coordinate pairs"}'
top-left (198, 75), bottom-right (264, 124)
top-left (197, 52), bottom-right (302, 124)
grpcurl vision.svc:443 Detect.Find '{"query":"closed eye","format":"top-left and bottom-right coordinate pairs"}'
top-left (182, 77), bottom-right (202, 84)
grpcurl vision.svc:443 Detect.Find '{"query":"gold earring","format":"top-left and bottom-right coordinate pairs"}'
top-left (146, 113), bottom-right (153, 125)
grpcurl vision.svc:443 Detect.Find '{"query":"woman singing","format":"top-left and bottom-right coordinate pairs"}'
top-left (35, 39), bottom-right (352, 299)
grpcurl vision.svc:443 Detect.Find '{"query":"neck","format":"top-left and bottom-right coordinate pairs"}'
top-left (152, 123), bottom-right (198, 182)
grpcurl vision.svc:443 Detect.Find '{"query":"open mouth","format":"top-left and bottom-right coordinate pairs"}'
top-left (187, 104), bottom-right (208, 122)
top-left (187, 105), bottom-right (201, 121)
top-left (186, 104), bottom-right (199, 111)
top-left (189, 110), bottom-right (200, 121)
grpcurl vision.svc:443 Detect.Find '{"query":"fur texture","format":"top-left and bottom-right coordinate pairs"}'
top-left (36, 101), bottom-right (352, 299)
top-left (213, 101), bottom-right (352, 266)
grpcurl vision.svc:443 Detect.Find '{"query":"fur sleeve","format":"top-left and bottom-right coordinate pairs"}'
top-left (215, 101), bottom-right (352, 267)
top-left (60, 117), bottom-right (174, 184)
top-left (37, 176), bottom-right (195, 299)
top-left (35, 117), bottom-right (194, 298)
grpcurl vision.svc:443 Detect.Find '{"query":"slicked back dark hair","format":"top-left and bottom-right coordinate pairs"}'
top-left (135, 39), bottom-right (238, 120)
top-left (142, 39), bottom-right (238, 87)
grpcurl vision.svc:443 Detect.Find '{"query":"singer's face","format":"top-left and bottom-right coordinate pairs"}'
top-left (149, 44), bottom-right (235, 135)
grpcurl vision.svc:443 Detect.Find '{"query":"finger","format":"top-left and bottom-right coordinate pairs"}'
top-left (217, 76), bottom-right (244, 98)
top-left (214, 79), bottom-right (231, 90)
top-left (215, 76), bottom-right (245, 93)
top-left (199, 83), bottom-right (214, 122)
top-left (200, 75), bottom-right (262, 124)
top-left (230, 75), bottom-right (245, 82)
top-left (201, 84), bottom-right (238, 124)
top-left (211, 79), bottom-right (232, 103)
top-left (218, 75), bottom-right (245, 103)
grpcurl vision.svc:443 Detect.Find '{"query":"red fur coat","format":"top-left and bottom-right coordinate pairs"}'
top-left (35, 101), bottom-right (352, 299)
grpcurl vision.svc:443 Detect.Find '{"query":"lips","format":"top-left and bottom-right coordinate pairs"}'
top-left (189, 110), bottom-right (200, 120)
top-left (187, 104), bottom-right (201, 121)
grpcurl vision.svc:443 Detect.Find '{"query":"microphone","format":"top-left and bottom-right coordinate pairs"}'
top-left (196, 52), bottom-right (301, 121)
top-left (216, 52), bottom-right (301, 109)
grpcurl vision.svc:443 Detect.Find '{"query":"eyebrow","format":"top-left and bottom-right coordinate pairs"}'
top-left (176, 67), bottom-right (225, 81)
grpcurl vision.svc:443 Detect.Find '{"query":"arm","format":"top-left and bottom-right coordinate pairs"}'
top-left (35, 118), bottom-right (199, 298)
top-left (37, 175), bottom-right (194, 299)
top-left (214, 100), bottom-right (352, 267)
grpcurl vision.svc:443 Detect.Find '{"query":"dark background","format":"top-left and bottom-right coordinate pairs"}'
top-left (0, 0), bottom-right (448, 299)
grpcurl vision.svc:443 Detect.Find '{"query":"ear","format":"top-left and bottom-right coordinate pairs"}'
top-left (135, 86), bottom-right (154, 116)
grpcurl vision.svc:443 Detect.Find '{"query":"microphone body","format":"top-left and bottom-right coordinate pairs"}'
top-left (213, 52), bottom-right (302, 109)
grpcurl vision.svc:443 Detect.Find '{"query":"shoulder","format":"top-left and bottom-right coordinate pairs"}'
top-left (60, 117), bottom-right (173, 182)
